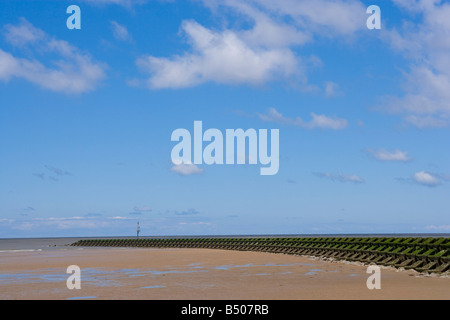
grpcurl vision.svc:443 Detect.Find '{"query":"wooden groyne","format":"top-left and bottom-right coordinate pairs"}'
top-left (70, 236), bottom-right (450, 274)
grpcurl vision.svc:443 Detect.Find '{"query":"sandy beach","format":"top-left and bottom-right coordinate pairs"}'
top-left (0, 247), bottom-right (449, 300)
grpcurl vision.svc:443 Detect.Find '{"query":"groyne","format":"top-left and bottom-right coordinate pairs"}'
top-left (71, 236), bottom-right (450, 273)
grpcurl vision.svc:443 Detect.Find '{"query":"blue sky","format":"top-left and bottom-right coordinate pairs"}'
top-left (0, 0), bottom-right (449, 238)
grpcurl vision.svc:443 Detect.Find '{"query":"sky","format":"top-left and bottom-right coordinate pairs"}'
top-left (0, 0), bottom-right (449, 238)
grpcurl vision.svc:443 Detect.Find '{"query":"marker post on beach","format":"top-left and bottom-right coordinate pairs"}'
top-left (137, 222), bottom-right (140, 239)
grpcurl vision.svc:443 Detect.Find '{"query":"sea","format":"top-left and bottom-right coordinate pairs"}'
top-left (1, 233), bottom-right (449, 252)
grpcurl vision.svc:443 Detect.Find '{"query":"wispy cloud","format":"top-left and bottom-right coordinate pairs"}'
top-left (314, 172), bottom-right (365, 184)
top-left (129, 206), bottom-right (152, 215)
top-left (21, 207), bottom-right (36, 216)
top-left (324, 81), bottom-right (342, 98)
top-left (203, 0), bottom-right (366, 37)
top-left (32, 165), bottom-right (72, 182)
top-left (412, 171), bottom-right (442, 187)
top-left (404, 115), bottom-right (449, 129)
top-left (0, 18), bottom-right (106, 94)
top-left (170, 162), bottom-right (204, 176)
top-left (257, 107), bottom-right (348, 130)
top-left (178, 221), bottom-right (212, 226)
top-left (379, 1), bottom-right (450, 127)
top-left (133, 206), bottom-right (151, 212)
top-left (12, 216), bottom-right (99, 231)
top-left (367, 149), bottom-right (412, 162)
top-left (110, 21), bottom-right (133, 42)
top-left (81, 0), bottom-right (148, 7)
top-left (108, 216), bottom-right (135, 220)
top-left (4, 216), bottom-right (135, 235)
top-left (174, 208), bottom-right (200, 216)
top-left (426, 224), bottom-right (450, 231)
top-left (84, 213), bottom-right (103, 217)
top-left (32, 173), bottom-right (45, 180)
top-left (44, 165), bottom-right (71, 176)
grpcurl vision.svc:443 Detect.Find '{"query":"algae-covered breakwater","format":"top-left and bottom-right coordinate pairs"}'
top-left (71, 237), bottom-right (450, 274)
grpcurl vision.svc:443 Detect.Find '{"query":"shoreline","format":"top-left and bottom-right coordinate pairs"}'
top-left (1, 247), bottom-right (449, 300)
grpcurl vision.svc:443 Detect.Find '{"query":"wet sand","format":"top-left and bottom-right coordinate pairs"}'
top-left (0, 247), bottom-right (449, 300)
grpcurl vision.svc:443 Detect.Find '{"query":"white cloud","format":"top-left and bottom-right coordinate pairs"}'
top-left (309, 113), bottom-right (348, 129)
top-left (0, 19), bottom-right (105, 93)
top-left (257, 107), bottom-right (348, 130)
top-left (380, 1), bottom-right (450, 127)
top-left (108, 216), bottom-right (134, 219)
top-left (137, 0), bottom-right (367, 89)
top-left (367, 149), bottom-right (412, 162)
top-left (110, 21), bottom-right (133, 42)
top-left (314, 172), bottom-right (364, 184)
top-left (426, 225), bottom-right (450, 231)
top-left (413, 171), bottom-right (441, 187)
top-left (258, 107), bottom-right (296, 124)
top-left (3, 19), bottom-right (45, 46)
top-left (170, 162), bottom-right (204, 176)
top-left (137, 20), bottom-right (298, 89)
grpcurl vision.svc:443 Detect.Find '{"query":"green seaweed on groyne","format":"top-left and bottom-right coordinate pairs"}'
top-left (70, 237), bottom-right (450, 274)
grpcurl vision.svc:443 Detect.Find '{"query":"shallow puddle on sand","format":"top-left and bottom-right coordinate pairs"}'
top-left (66, 296), bottom-right (97, 300)
top-left (1, 260), bottom-right (322, 289)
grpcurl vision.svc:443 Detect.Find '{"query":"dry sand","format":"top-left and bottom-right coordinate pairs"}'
top-left (0, 247), bottom-right (449, 300)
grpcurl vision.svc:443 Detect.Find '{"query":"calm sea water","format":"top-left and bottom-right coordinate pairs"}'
top-left (0, 237), bottom-right (84, 252)
top-left (1, 233), bottom-right (449, 252)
